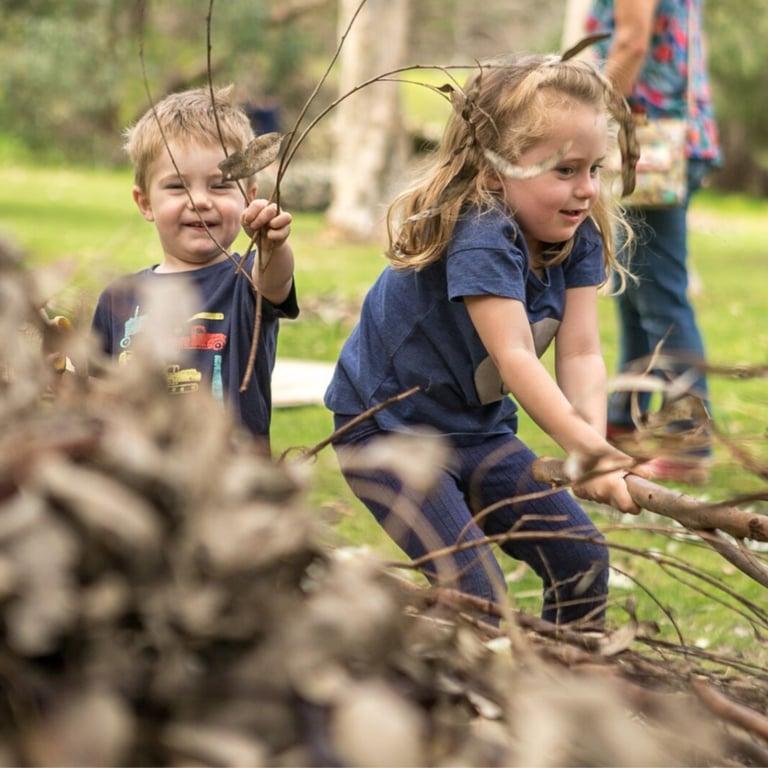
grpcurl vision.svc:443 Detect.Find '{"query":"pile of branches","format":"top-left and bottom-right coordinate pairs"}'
top-left (2, 239), bottom-right (768, 766)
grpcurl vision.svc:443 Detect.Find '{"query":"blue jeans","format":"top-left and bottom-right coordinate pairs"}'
top-left (608, 160), bottom-right (711, 428)
top-left (333, 417), bottom-right (609, 625)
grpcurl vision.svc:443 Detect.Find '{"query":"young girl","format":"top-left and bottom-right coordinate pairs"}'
top-left (325, 54), bottom-right (640, 625)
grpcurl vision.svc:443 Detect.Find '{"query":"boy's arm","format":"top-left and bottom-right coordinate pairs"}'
top-left (241, 200), bottom-right (295, 307)
top-left (464, 294), bottom-right (641, 514)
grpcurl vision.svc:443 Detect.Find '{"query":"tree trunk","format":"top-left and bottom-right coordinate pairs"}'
top-left (326, 0), bottom-right (410, 240)
top-left (561, 0), bottom-right (594, 53)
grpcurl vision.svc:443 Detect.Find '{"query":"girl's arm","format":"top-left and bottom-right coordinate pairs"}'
top-left (554, 286), bottom-right (607, 436)
top-left (465, 294), bottom-right (640, 514)
top-left (241, 200), bottom-right (295, 306)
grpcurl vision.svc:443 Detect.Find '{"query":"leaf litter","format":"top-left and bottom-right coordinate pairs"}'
top-left (2, 235), bottom-right (768, 767)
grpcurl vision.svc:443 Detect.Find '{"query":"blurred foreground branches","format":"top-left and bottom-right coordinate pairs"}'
top-left (1, 236), bottom-right (768, 766)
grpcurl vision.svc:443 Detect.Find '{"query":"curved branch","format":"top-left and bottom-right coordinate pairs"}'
top-left (691, 679), bottom-right (768, 743)
top-left (206, 0), bottom-right (248, 202)
top-left (532, 458), bottom-right (768, 542)
top-left (136, 0), bottom-right (257, 293)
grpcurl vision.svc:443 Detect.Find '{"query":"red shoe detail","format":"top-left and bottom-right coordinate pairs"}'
top-left (645, 457), bottom-right (710, 485)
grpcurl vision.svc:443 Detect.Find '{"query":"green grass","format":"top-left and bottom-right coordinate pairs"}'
top-left (1, 159), bottom-right (766, 660)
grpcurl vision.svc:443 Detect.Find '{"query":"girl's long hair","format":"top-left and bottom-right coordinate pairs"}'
top-left (386, 54), bottom-right (633, 290)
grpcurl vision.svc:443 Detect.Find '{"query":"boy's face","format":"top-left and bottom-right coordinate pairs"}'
top-left (133, 140), bottom-right (255, 273)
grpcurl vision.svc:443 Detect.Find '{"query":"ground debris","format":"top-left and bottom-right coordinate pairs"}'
top-left (2, 238), bottom-right (768, 766)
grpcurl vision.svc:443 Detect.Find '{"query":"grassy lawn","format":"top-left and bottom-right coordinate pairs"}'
top-left (1, 160), bottom-right (766, 660)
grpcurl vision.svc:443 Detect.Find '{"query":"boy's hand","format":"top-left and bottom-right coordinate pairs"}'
top-left (241, 200), bottom-right (292, 250)
top-left (41, 313), bottom-right (76, 387)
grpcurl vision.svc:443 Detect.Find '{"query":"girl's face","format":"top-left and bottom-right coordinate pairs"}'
top-left (496, 101), bottom-right (608, 260)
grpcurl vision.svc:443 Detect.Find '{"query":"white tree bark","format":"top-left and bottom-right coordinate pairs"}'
top-left (561, 0), bottom-right (594, 54)
top-left (326, 0), bottom-right (410, 239)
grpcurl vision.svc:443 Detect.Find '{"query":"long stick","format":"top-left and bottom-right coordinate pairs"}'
top-left (532, 458), bottom-right (768, 542)
top-left (532, 458), bottom-right (768, 589)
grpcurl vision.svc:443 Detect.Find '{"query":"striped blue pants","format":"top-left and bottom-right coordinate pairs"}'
top-left (333, 418), bottom-right (609, 625)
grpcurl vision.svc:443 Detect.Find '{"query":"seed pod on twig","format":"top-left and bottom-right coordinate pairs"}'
top-left (218, 133), bottom-right (284, 181)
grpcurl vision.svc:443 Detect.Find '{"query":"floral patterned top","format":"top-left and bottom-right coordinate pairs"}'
top-left (587, 0), bottom-right (721, 164)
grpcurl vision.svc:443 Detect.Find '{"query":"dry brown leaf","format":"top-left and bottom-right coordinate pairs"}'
top-left (218, 132), bottom-right (284, 180)
top-left (19, 688), bottom-right (134, 767)
top-left (598, 622), bottom-right (638, 657)
top-left (337, 430), bottom-right (452, 495)
top-left (30, 459), bottom-right (162, 561)
top-left (331, 681), bottom-right (426, 767)
top-left (162, 723), bottom-right (267, 767)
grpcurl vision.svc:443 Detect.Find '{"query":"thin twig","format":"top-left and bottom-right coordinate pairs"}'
top-left (240, 236), bottom-right (265, 392)
top-left (640, 637), bottom-right (768, 680)
top-left (274, 0), bottom-right (370, 205)
top-left (136, 0), bottom-right (257, 293)
top-left (281, 384), bottom-right (421, 461)
top-left (389, 529), bottom-right (768, 625)
top-left (206, 0), bottom-right (248, 203)
top-left (608, 563), bottom-right (686, 647)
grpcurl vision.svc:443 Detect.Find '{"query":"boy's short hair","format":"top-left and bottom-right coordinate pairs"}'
top-left (125, 85), bottom-right (255, 191)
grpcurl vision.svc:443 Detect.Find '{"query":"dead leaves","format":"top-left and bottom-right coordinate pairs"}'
top-left (218, 132), bottom-right (284, 180)
top-left (1, 240), bottom-right (765, 766)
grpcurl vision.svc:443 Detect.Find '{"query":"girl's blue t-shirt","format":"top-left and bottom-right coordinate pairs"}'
top-left (324, 207), bottom-right (605, 444)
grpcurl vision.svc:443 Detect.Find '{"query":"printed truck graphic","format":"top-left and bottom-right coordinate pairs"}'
top-left (165, 364), bottom-right (202, 394)
top-left (120, 306), bottom-right (144, 349)
top-left (181, 324), bottom-right (226, 351)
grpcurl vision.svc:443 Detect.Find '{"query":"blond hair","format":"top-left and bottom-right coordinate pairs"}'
top-left (125, 85), bottom-right (255, 192)
top-left (387, 54), bottom-right (632, 288)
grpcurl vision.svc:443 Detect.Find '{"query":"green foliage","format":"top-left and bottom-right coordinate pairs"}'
top-left (705, 0), bottom-right (768, 192)
top-left (0, 7), bottom-right (128, 161)
top-left (4, 0), bottom-right (768, 195)
top-left (0, 0), bottom-right (331, 164)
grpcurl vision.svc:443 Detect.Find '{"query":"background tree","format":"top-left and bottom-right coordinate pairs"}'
top-left (325, 0), bottom-right (410, 239)
top-left (706, 0), bottom-right (768, 194)
top-left (1, 0), bottom-right (766, 195)
top-left (0, 0), bottom-right (333, 163)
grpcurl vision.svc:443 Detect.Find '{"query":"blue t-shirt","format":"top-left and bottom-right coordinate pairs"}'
top-left (91, 253), bottom-right (298, 442)
top-left (324, 207), bottom-right (604, 445)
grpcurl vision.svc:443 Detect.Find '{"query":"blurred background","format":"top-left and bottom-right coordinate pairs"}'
top-left (2, 0), bottom-right (767, 189)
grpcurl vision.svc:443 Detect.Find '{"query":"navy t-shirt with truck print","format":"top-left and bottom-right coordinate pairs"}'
top-left (91, 252), bottom-right (298, 441)
top-left (324, 206), bottom-right (605, 445)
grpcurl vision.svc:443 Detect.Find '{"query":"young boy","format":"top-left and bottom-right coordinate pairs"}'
top-left (91, 86), bottom-right (298, 447)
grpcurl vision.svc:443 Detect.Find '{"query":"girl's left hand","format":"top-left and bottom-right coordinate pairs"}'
top-left (242, 200), bottom-right (292, 248)
top-left (572, 453), bottom-right (645, 515)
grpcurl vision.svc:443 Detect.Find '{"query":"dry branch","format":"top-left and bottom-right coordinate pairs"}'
top-left (532, 457), bottom-right (768, 542)
top-left (533, 457), bottom-right (768, 589)
top-left (692, 679), bottom-right (768, 743)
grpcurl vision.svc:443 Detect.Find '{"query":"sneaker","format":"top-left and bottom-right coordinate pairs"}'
top-left (644, 456), bottom-right (710, 485)
top-left (606, 423), bottom-right (711, 485)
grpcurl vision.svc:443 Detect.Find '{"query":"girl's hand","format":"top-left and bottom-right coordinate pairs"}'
top-left (571, 453), bottom-right (644, 515)
top-left (241, 200), bottom-right (292, 249)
